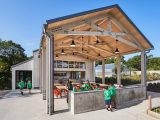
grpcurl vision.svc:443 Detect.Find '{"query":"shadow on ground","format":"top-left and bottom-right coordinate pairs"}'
top-left (1, 90), bottom-right (41, 99)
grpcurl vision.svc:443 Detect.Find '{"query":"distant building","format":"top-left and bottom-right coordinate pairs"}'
top-left (95, 63), bottom-right (116, 77)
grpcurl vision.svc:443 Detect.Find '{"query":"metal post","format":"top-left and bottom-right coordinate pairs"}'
top-left (141, 51), bottom-right (147, 86)
top-left (148, 96), bottom-right (152, 110)
top-left (117, 56), bottom-right (121, 85)
top-left (141, 50), bottom-right (147, 98)
top-left (102, 59), bottom-right (105, 84)
top-left (39, 53), bottom-right (42, 93)
top-left (46, 33), bottom-right (54, 115)
top-left (42, 48), bottom-right (46, 100)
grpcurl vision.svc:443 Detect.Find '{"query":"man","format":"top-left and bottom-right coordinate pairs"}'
top-left (18, 80), bottom-right (25, 95)
top-left (109, 84), bottom-right (117, 109)
top-left (66, 79), bottom-right (73, 103)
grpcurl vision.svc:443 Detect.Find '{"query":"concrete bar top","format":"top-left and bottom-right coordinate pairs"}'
top-left (69, 85), bottom-right (146, 114)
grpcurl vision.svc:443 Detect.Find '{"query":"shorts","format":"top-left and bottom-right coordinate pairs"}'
top-left (105, 99), bottom-right (111, 105)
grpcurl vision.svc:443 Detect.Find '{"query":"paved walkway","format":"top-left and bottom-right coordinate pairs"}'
top-left (0, 90), bottom-right (159, 120)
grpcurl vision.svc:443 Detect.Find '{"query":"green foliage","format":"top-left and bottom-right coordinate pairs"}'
top-left (147, 57), bottom-right (160, 70)
top-left (0, 40), bottom-right (27, 90)
top-left (126, 55), bottom-right (141, 70)
top-left (152, 107), bottom-right (160, 114)
top-left (147, 82), bottom-right (160, 92)
top-left (95, 76), bottom-right (140, 86)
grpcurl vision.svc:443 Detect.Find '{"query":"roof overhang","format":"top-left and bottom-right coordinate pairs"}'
top-left (41, 4), bottom-right (154, 61)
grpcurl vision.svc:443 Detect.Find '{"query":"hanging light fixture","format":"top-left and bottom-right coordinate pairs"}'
top-left (96, 36), bottom-right (100, 44)
top-left (56, 54), bottom-right (59, 58)
top-left (70, 40), bottom-right (76, 47)
top-left (98, 51), bottom-right (101, 57)
top-left (61, 48), bottom-right (65, 54)
top-left (115, 39), bottom-right (120, 54)
top-left (72, 52), bottom-right (75, 55)
top-left (87, 56), bottom-right (88, 59)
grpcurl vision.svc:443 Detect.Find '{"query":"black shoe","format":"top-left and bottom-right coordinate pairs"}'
top-left (110, 109), bottom-right (113, 112)
top-left (106, 108), bottom-right (109, 111)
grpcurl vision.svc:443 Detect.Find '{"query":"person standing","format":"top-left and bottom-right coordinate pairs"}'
top-left (27, 80), bottom-right (32, 94)
top-left (109, 84), bottom-right (117, 109)
top-left (66, 79), bottom-right (73, 103)
top-left (103, 87), bottom-right (112, 112)
top-left (18, 80), bottom-right (25, 95)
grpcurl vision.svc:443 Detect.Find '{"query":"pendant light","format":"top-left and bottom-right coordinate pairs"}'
top-left (56, 54), bottom-right (59, 58)
top-left (115, 39), bottom-right (120, 54)
top-left (61, 48), bottom-right (65, 54)
top-left (70, 40), bottom-right (76, 47)
top-left (98, 51), bottom-right (101, 57)
top-left (96, 36), bottom-right (100, 44)
top-left (87, 56), bottom-right (88, 59)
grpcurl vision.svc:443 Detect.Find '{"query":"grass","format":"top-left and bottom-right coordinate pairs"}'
top-left (152, 107), bottom-right (160, 114)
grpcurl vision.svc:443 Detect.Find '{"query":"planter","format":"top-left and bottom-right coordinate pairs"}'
top-left (147, 108), bottom-right (160, 119)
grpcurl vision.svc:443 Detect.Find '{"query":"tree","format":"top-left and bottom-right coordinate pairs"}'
top-left (126, 55), bottom-right (141, 70)
top-left (0, 40), bottom-right (27, 89)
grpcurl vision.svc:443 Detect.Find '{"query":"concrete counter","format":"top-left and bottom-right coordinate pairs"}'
top-left (69, 85), bottom-right (146, 114)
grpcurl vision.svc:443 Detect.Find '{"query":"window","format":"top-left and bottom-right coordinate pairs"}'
top-left (57, 61), bottom-right (62, 68)
top-left (62, 61), bottom-right (69, 68)
top-left (69, 61), bottom-right (74, 68)
top-left (54, 60), bottom-right (86, 69)
top-left (80, 62), bottom-right (85, 69)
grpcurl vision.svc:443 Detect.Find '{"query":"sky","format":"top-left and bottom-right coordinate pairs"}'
top-left (0, 0), bottom-right (160, 60)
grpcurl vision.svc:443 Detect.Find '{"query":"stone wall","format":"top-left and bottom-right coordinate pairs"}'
top-left (70, 86), bottom-right (146, 114)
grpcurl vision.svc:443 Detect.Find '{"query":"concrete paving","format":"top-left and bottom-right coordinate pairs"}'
top-left (0, 89), bottom-right (159, 120)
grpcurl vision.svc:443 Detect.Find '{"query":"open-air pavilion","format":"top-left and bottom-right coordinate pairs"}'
top-left (39, 4), bottom-right (154, 115)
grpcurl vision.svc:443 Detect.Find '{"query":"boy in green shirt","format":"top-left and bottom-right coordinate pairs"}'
top-left (94, 84), bottom-right (100, 90)
top-left (83, 80), bottom-right (93, 91)
top-left (109, 84), bottom-right (117, 109)
top-left (73, 85), bottom-right (81, 92)
top-left (27, 80), bottom-right (32, 94)
top-left (18, 80), bottom-right (25, 95)
top-left (103, 87), bottom-right (112, 111)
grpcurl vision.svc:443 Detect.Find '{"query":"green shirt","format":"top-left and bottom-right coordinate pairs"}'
top-left (83, 84), bottom-right (93, 90)
top-left (19, 81), bottom-right (25, 89)
top-left (73, 87), bottom-right (81, 92)
top-left (95, 88), bottom-right (100, 90)
top-left (103, 90), bottom-right (111, 100)
top-left (27, 82), bottom-right (32, 89)
top-left (109, 86), bottom-right (116, 96)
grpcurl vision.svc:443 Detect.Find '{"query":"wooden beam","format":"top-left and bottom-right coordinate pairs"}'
top-left (49, 14), bottom-right (108, 33)
top-left (86, 44), bottom-right (114, 55)
top-left (88, 22), bottom-right (141, 49)
top-left (57, 30), bottom-right (126, 37)
top-left (109, 15), bottom-right (144, 50)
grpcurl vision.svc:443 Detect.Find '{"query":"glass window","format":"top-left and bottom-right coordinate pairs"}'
top-left (62, 61), bottom-right (68, 68)
top-left (80, 62), bottom-right (85, 69)
top-left (57, 61), bottom-right (62, 68)
top-left (69, 61), bottom-right (74, 68)
top-left (75, 62), bottom-right (79, 68)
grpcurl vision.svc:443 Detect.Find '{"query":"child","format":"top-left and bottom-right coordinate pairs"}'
top-left (103, 86), bottom-right (112, 112)
top-left (18, 80), bottom-right (24, 95)
top-left (73, 85), bottom-right (81, 92)
top-left (27, 80), bottom-right (32, 94)
top-left (109, 84), bottom-right (117, 109)
top-left (94, 84), bottom-right (100, 90)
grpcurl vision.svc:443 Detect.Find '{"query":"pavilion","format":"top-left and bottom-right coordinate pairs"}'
top-left (39, 4), bottom-right (154, 115)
